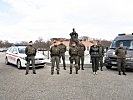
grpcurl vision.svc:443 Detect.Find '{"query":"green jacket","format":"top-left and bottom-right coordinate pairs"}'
top-left (69, 46), bottom-right (78, 56)
top-left (25, 45), bottom-right (37, 57)
top-left (58, 43), bottom-right (66, 53)
top-left (78, 44), bottom-right (86, 56)
top-left (98, 45), bottom-right (104, 57)
top-left (50, 45), bottom-right (61, 57)
top-left (115, 47), bottom-right (127, 58)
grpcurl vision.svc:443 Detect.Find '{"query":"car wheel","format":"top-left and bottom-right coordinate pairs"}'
top-left (5, 57), bottom-right (9, 65)
top-left (17, 60), bottom-right (21, 69)
top-left (106, 65), bottom-right (112, 69)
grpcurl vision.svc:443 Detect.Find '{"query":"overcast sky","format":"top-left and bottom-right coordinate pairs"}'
top-left (0, 0), bottom-right (133, 43)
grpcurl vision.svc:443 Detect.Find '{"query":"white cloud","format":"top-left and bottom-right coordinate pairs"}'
top-left (1, 0), bottom-right (133, 42)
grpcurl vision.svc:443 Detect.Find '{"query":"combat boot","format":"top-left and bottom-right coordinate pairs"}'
top-left (118, 71), bottom-right (121, 75)
top-left (70, 67), bottom-right (72, 74)
top-left (81, 65), bottom-right (84, 70)
top-left (123, 72), bottom-right (126, 75)
top-left (25, 72), bottom-right (28, 75)
top-left (101, 67), bottom-right (103, 71)
top-left (64, 67), bottom-right (66, 70)
top-left (57, 71), bottom-right (59, 75)
top-left (51, 71), bottom-right (54, 75)
top-left (76, 68), bottom-right (78, 74)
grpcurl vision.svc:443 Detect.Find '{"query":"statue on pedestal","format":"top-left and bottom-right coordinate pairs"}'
top-left (69, 28), bottom-right (79, 46)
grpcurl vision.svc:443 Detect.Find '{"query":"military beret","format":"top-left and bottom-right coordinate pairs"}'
top-left (53, 40), bottom-right (56, 43)
top-left (119, 42), bottom-right (123, 44)
top-left (29, 41), bottom-right (32, 43)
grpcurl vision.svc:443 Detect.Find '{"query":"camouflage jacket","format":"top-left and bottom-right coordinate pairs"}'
top-left (25, 45), bottom-right (36, 57)
top-left (50, 45), bottom-right (61, 57)
top-left (78, 44), bottom-right (86, 56)
top-left (69, 46), bottom-right (78, 56)
top-left (58, 43), bottom-right (66, 53)
top-left (98, 45), bottom-right (104, 57)
top-left (115, 47), bottom-right (127, 58)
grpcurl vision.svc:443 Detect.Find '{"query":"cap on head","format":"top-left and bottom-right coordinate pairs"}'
top-left (29, 41), bottom-right (32, 43)
top-left (97, 40), bottom-right (101, 44)
top-left (53, 40), bottom-right (56, 43)
top-left (119, 42), bottom-right (123, 44)
top-left (60, 39), bottom-right (64, 42)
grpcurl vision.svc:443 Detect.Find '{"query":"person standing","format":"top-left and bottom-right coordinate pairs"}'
top-left (50, 41), bottom-right (61, 75)
top-left (78, 40), bottom-right (86, 70)
top-left (89, 41), bottom-right (99, 75)
top-left (97, 41), bottom-right (104, 71)
top-left (25, 41), bottom-right (37, 75)
top-left (115, 42), bottom-right (127, 75)
top-left (69, 42), bottom-right (79, 74)
top-left (58, 39), bottom-right (67, 70)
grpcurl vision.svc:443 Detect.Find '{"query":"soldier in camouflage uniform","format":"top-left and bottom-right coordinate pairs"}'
top-left (78, 40), bottom-right (86, 70)
top-left (115, 42), bottom-right (127, 75)
top-left (58, 39), bottom-right (67, 70)
top-left (25, 41), bottom-right (37, 75)
top-left (69, 42), bottom-right (79, 74)
top-left (97, 41), bottom-right (104, 71)
top-left (50, 41), bottom-right (61, 75)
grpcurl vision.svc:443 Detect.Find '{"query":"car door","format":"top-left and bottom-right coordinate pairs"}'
top-left (11, 47), bottom-right (18, 65)
top-left (7, 47), bottom-right (14, 63)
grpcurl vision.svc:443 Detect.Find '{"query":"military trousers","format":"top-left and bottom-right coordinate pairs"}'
top-left (60, 53), bottom-right (66, 67)
top-left (51, 56), bottom-right (60, 72)
top-left (91, 57), bottom-right (99, 72)
top-left (26, 56), bottom-right (36, 73)
top-left (69, 56), bottom-right (79, 71)
top-left (78, 55), bottom-right (84, 69)
top-left (117, 58), bottom-right (126, 72)
top-left (99, 56), bottom-right (104, 69)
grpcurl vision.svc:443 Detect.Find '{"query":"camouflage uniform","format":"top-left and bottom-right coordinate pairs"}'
top-left (78, 43), bottom-right (86, 70)
top-left (25, 45), bottom-right (37, 74)
top-left (69, 45), bottom-right (79, 74)
top-left (58, 43), bottom-right (66, 70)
top-left (89, 45), bottom-right (99, 73)
top-left (115, 46), bottom-right (127, 75)
top-left (98, 44), bottom-right (104, 71)
top-left (50, 45), bottom-right (61, 75)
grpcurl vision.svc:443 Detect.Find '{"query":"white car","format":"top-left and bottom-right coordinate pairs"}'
top-left (5, 45), bottom-right (47, 69)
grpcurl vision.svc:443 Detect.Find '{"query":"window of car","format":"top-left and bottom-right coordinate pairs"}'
top-left (8, 47), bottom-right (14, 53)
top-left (18, 47), bottom-right (25, 54)
top-left (12, 47), bottom-right (18, 54)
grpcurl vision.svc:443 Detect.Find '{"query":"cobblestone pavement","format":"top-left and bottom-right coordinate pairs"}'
top-left (0, 52), bottom-right (133, 100)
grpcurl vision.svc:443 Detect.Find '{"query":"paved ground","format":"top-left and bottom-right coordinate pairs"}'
top-left (0, 52), bottom-right (133, 100)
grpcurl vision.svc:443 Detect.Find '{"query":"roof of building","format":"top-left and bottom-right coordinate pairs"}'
top-left (51, 40), bottom-right (93, 47)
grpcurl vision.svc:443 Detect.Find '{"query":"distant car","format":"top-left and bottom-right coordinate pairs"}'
top-left (5, 45), bottom-right (47, 69)
top-left (0, 48), bottom-right (7, 52)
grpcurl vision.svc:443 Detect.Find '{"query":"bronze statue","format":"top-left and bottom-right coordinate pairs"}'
top-left (69, 28), bottom-right (79, 46)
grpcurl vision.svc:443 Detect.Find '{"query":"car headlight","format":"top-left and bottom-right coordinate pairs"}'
top-left (126, 57), bottom-right (133, 61)
top-left (113, 52), bottom-right (115, 55)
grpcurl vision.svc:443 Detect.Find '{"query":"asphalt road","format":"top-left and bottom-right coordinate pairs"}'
top-left (0, 52), bottom-right (133, 100)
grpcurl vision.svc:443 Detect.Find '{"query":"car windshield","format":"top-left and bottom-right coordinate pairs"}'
top-left (110, 40), bottom-right (133, 49)
top-left (18, 48), bottom-right (25, 54)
